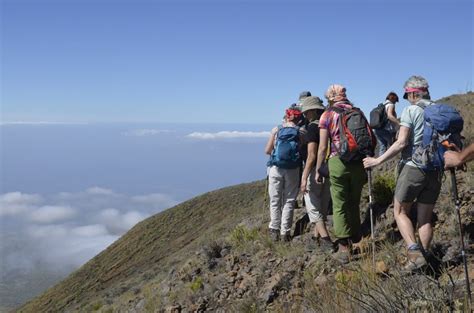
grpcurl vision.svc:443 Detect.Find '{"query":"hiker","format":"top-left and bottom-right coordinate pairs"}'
top-left (444, 143), bottom-right (474, 168)
top-left (297, 91), bottom-right (312, 106)
top-left (265, 107), bottom-right (305, 242)
top-left (363, 75), bottom-right (442, 271)
top-left (315, 84), bottom-right (372, 263)
top-left (299, 96), bottom-right (333, 252)
top-left (373, 92), bottom-right (400, 155)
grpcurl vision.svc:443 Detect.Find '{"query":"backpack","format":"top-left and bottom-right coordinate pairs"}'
top-left (412, 103), bottom-right (464, 171)
top-left (369, 103), bottom-right (387, 129)
top-left (330, 106), bottom-right (376, 162)
top-left (268, 126), bottom-right (302, 169)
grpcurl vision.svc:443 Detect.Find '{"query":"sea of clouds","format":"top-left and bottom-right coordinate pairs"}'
top-left (0, 123), bottom-right (271, 307)
top-left (0, 187), bottom-right (178, 271)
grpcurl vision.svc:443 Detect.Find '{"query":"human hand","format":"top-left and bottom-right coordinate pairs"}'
top-left (300, 181), bottom-right (307, 194)
top-left (363, 157), bottom-right (380, 169)
top-left (315, 172), bottom-right (324, 184)
top-left (444, 150), bottom-right (462, 169)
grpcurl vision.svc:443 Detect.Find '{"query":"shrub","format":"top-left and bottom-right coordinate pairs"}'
top-left (372, 172), bottom-right (396, 206)
top-left (229, 225), bottom-right (259, 247)
top-left (189, 276), bottom-right (203, 292)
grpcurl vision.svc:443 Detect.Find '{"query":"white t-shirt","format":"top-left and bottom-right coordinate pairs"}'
top-left (383, 100), bottom-right (396, 132)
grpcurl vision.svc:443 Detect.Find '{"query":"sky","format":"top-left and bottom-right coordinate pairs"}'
top-left (0, 0), bottom-right (473, 308)
top-left (2, 0), bottom-right (473, 124)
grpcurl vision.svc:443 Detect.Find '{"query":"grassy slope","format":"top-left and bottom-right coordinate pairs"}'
top-left (18, 180), bottom-right (267, 312)
top-left (18, 93), bottom-right (473, 312)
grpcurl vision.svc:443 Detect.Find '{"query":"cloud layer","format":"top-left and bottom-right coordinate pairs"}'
top-left (0, 187), bottom-right (179, 273)
top-left (123, 129), bottom-right (174, 136)
top-left (186, 130), bottom-right (270, 140)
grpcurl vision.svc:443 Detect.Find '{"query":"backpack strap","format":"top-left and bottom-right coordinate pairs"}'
top-left (328, 106), bottom-right (345, 114)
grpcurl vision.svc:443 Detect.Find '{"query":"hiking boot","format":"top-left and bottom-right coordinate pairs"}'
top-left (332, 250), bottom-right (350, 264)
top-left (319, 237), bottom-right (335, 253)
top-left (403, 249), bottom-right (427, 272)
top-left (269, 229), bottom-right (280, 242)
top-left (282, 233), bottom-right (291, 242)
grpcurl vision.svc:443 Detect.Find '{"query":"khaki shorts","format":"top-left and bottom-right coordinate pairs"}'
top-left (394, 163), bottom-right (442, 204)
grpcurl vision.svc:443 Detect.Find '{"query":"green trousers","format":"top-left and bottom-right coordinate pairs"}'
top-left (328, 156), bottom-right (367, 239)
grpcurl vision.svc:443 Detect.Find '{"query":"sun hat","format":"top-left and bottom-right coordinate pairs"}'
top-left (299, 91), bottom-right (312, 100)
top-left (301, 96), bottom-right (325, 113)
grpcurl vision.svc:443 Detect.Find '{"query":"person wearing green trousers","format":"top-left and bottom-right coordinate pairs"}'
top-left (315, 84), bottom-right (367, 264)
top-left (328, 156), bottom-right (367, 239)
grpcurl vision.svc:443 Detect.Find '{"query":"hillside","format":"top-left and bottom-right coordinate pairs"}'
top-left (18, 93), bottom-right (473, 312)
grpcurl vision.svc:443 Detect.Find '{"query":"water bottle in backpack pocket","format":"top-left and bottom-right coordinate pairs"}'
top-left (412, 103), bottom-right (464, 170)
top-left (268, 126), bottom-right (302, 169)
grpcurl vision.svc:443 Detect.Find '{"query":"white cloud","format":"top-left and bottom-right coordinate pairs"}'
top-left (28, 224), bottom-right (69, 238)
top-left (98, 208), bottom-right (148, 235)
top-left (0, 192), bottom-right (42, 216)
top-left (122, 211), bottom-right (147, 228)
top-left (71, 224), bottom-right (109, 237)
top-left (30, 205), bottom-right (76, 223)
top-left (1, 187), bottom-right (179, 284)
top-left (85, 187), bottom-right (115, 195)
top-left (123, 129), bottom-right (173, 136)
top-left (132, 193), bottom-right (178, 208)
top-left (186, 130), bottom-right (270, 140)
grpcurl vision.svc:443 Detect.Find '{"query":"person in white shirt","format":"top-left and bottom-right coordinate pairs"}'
top-left (374, 92), bottom-right (400, 155)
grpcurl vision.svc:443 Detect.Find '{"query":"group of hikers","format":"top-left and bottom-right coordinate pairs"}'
top-left (265, 75), bottom-right (473, 269)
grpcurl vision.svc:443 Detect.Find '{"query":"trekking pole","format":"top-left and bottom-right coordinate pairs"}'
top-left (367, 168), bottom-right (376, 268)
top-left (263, 173), bottom-right (269, 219)
top-left (450, 168), bottom-right (472, 307)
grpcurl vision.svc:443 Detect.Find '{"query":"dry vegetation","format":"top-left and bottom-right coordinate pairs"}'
top-left (17, 93), bottom-right (473, 312)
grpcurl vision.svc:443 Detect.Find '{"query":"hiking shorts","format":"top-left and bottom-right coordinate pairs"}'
top-left (395, 163), bottom-right (442, 204)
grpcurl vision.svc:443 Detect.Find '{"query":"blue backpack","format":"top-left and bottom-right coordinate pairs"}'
top-left (412, 103), bottom-right (464, 171)
top-left (268, 126), bottom-right (302, 169)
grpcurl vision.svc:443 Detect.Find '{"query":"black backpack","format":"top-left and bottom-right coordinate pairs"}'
top-left (369, 103), bottom-right (387, 129)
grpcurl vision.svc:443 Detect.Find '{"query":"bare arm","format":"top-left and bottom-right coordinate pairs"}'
top-left (300, 141), bottom-right (318, 192)
top-left (386, 105), bottom-right (400, 127)
top-left (314, 128), bottom-right (329, 183)
top-left (444, 143), bottom-right (474, 168)
top-left (363, 125), bottom-right (410, 168)
top-left (265, 130), bottom-right (276, 155)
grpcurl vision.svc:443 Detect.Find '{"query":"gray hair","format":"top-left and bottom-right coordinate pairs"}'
top-left (404, 75), bottom-right (431, 99)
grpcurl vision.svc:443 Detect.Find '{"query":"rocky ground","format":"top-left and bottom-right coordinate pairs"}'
top-left (114, 162), bottom-right (473, 313)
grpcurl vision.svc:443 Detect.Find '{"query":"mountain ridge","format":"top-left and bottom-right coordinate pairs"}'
top-left (17, 92), bottom-right (474, 312)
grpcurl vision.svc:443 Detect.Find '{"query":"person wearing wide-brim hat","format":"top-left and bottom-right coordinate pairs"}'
top-left (299, 96), bottom-right (334, 252)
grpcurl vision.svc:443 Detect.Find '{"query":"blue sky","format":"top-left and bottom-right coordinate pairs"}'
top-left (1, 0), bottom-right (473, 123)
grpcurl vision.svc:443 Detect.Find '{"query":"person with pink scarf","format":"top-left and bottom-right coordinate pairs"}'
top-left (314, 84), bottom-right (368, 264)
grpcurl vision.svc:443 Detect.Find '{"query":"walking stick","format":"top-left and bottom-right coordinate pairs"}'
top-left (367, 168), bottom-right (376, 268)
top-left (450, 168), bottom-right (472, 307)
top-left (263, 173), bottom-right (269, 217)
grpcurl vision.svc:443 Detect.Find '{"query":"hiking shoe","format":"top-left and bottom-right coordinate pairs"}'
top-left (282, 233), bottom-right (291, 242)
top-left (403, 249), bottom-right (427, 272)
top-left (332, 250), bottom-right (350, 264)
top-left (269, 229), bottom-right (280, 242)
top-left (319, 237), bottom-right (335, 253)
